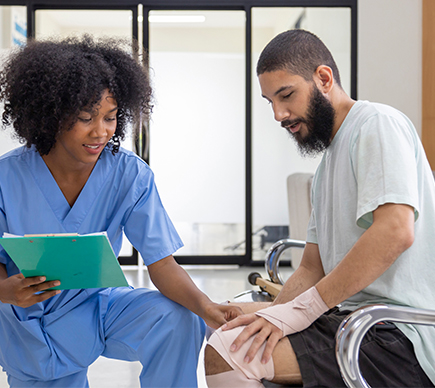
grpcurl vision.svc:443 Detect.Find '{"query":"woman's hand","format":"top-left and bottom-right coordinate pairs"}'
top-left (202, 302), bottom-right (244, 329)
top-left (0, 274), bottom-right (61, 308)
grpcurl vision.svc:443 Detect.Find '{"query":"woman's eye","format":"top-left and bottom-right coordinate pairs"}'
top-left (78, 117), bottom-right (92, 123)
top-left (105, 117), bottom-right (116, 122)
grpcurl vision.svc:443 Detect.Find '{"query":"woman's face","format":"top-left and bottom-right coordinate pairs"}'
top-left (50, 90), bottom-right (118, 169)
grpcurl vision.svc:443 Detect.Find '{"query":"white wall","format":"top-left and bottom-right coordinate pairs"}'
top-left (358, 0), bottom-right (422, 135)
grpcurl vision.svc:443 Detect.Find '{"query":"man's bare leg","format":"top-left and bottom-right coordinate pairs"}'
top-left (205, 336), bottom-right (302, 385)
top-left (205, 301), bottom-right (303, 386)
top-left (230, 302), bottom-right (271, 314)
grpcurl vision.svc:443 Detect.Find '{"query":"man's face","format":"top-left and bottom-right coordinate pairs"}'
top-left (258, 69), bottom-right (335, 156)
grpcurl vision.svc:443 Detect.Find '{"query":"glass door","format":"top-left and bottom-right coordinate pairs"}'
top-left (147, 10), bottom-right (246, 263)
top-left (6, 0), bottom-right (356, 266)
top-left (0, 5), bottom-right (27, 156)
top-left (251, 7), bottom-right (352, 265)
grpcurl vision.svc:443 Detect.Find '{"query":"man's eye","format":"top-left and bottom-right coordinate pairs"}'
top-left (282, 92), bottom-right (293, 99)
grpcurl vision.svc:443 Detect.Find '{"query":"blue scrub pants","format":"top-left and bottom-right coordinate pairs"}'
top-left (5, 288), bottom-right (206, 388)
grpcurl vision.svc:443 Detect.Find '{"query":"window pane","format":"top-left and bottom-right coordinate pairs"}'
top-left (149, 10), bottom-right (246, 256)
top-left (0, 6), bottom-right (27, 156)
top-left (35, 10), bottom-right (132, 40)
top-left (252, 7), bottom-right (351, 263)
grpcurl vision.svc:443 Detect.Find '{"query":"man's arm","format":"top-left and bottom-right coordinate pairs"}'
top-left (224, 202), bottom-right (414, 363)
top-left (273, 242), bottom-right (325, 305)
top-left (316, 202), bottom-right (414, 308)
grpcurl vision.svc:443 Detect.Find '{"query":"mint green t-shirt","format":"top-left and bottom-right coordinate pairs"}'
top-left (307, 100), bottom-right (435, 383)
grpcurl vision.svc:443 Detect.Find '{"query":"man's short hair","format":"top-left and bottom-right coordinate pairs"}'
top-left (257, 29), bottom-right (342, 87)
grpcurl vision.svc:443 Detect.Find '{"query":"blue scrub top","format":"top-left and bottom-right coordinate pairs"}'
top-left (0, 145), bottom-right (183, 320)
top-left (0, 146), bottom-right (187, 381)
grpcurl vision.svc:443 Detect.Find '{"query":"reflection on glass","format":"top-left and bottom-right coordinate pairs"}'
top-left (149, 10), bottom-right (246, 256)
top-left (0, 6), bottom-right (27, 50)
top-left (252, 7), bottom-right (351, 262)
top-left (0, 6), bottom-right (27, 156)
top-left (35, 10), bottom-right (132, 40)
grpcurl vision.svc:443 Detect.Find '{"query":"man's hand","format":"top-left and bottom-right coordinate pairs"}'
top-left (222, 313), bottom-right (283, 364)
top-left (203, 302), bottom-right (243, 329)
top-left (0, 274), bottom-right (60, 308)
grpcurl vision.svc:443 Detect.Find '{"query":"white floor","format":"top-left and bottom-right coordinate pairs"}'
top-left (0, 265), bottom-right (294, 387)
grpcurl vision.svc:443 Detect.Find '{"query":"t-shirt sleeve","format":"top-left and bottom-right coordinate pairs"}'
top-left (122, 167), bottom-right (183, 266)
top-left (351, 113), bottom-right (420, 229)
top-left (306, 208), bottom-right (318, 244)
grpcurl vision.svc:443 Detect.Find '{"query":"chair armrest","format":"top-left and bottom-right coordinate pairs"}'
top-left (265, 239), bottom-right (306, 285)
top-left (335, 304), bottom-right (435, 388)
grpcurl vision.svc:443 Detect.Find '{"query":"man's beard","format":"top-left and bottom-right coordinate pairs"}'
top-left (281, 85), bottom-right (335, 157)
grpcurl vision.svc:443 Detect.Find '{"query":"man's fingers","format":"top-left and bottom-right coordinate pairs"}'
top-left (244, 328), bottom-right (270, 363)
top-left (223, 313), bottom-right (257, 331)
top-left (260, 332), bottom-right (281, 364)
top-left (230, 320), bottom-right (263, 351)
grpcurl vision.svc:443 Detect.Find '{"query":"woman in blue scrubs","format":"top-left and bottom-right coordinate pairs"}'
top-left (0, 36), bottom-right (241, 387)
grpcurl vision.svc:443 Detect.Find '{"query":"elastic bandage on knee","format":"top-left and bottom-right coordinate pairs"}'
top-left (207, 326), bottom-right (274, 382)
top-left (206, 369), bottom-right (265, 388)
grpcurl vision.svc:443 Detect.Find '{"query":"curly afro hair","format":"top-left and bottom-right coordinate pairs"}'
top-left (0, 35), bottom-right (153, 155)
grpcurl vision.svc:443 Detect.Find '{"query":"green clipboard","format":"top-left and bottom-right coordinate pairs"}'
top-left (0, 233), bottom-right (129, 290)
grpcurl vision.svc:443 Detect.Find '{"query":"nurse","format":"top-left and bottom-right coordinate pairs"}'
top-left (0, 35), bottom-right (241, 387)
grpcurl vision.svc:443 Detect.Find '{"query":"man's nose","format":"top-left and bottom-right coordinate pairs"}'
top-left (273, 103), bottom-right (290, 122)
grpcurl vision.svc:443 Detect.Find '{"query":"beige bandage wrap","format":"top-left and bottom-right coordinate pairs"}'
top-left (207, 326), bottom-right (274, 385)
top-left (255, 286), bottom-right (329, 337)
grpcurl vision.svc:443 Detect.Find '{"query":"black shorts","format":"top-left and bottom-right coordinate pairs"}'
top-left (288, 308), bottom-right (434, 388)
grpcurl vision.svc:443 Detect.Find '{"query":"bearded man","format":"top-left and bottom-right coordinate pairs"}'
top-left (204, 29), bottom-right (435, 388)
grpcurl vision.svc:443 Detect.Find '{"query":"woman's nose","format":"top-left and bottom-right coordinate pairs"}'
top-left (91, 120), bottom-right (108, 138)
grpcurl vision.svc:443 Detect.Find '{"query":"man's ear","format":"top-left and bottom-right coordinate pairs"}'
top-left (313, 65), bottom-right (334, 93)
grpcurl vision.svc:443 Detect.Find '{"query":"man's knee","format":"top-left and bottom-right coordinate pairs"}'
top-left (205, 327), bottom-right (274, 381)
top-left (205, 344), bottom-right (233, 376)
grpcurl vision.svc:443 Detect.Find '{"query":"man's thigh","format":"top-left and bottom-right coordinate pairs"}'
top-left (289, 308), bottom-right (434, 388)
top-left (271, 337), bottom-right (301, 385)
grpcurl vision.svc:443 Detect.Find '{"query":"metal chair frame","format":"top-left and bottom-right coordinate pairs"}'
top-left (263, 239), bottom-right (435, 388)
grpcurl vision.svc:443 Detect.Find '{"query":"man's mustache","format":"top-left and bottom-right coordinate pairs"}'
top-left (281, 118), bottom-right (307, 129)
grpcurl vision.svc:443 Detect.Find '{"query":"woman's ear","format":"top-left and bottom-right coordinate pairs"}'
top-left (313, 65), bottom-right (334, 93)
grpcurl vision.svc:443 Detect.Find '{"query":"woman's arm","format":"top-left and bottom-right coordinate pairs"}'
top-left (147, 255), bottom-right (242, 329)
